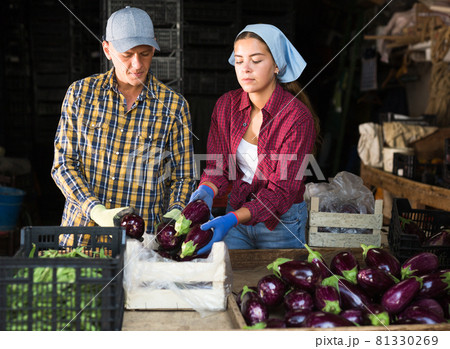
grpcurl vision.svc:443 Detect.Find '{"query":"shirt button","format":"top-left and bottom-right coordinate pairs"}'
top-left (91, 123), bottom-right (96, 127)
top-left (116, 151), bottom-right (120, 155)
top-left (109, 199), bottom-right (113, 203)
top-left (120, 129), bottom-right (124, 132)
top-left (111, 177), bottom-right (115, 180)
top-left (243, 123), bottom-right (247, 127)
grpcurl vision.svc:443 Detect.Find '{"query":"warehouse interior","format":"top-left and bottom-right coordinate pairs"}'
top-left (0, 0), bottom-right (448, 245)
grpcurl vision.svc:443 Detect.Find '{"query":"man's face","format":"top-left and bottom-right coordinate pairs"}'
top-left (103, 42), bottom-right (155, 88)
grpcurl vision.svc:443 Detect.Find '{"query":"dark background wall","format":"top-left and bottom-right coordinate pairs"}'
top-left (0, 0), bottom-right (416, 226)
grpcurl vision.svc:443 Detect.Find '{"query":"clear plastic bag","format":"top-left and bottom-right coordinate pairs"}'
top-left (305, 171), bottom-right (375, 234)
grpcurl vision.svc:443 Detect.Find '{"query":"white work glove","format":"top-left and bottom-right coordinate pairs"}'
top-left (90, 204), bottom-right (135, 227)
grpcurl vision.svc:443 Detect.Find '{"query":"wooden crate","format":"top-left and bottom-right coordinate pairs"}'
top-left (123, 241), bottom-right (232, 311)
top-left (227, 248), bottom-right (450, 331)
top-left (308, 197), bottom-right (383, 248)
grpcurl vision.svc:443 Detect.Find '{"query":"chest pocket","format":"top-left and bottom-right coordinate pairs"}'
top-left (78, 102), bottom-right (108, 157)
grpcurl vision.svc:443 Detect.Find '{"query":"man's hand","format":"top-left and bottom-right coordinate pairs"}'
top-left (90, 204), bottom-right (135, 227)
top-left (188, 184), bottom-right (215, 212)
top-left (197, 212), bottom-right (238, 255)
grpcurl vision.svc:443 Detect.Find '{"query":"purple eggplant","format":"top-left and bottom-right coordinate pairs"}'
top-left (417, 270), bottom-right (450, 299)
top-left (257, 274), bottom-right (287, 307)
top-left (156, 222), bottom-right (183, 251)
top-left (410, 298), bottom-right (445, 319)
top-left (361, 244), bottom-right (401, 279)
top-left (235, 286), bottom-right (257, 309)
top-left (337, 278), bottom-right (372, 311)
top-left (179, 225), bottom-right (213, 258)
top-left (304, 244), bottom-right (331, 278)
top-left (175, 200), bottom-right (210, 235)
top-left (266, 318), bottom-right (286, 328)
top-left (241, 297), bottom-right (269, 326)
top-left (314, 285), bottom-right (341, 314)
top-left (120, 213), bottom-right (145, 241)
top-left (357, 268), bottom-right (396, 298)
top-left (330, 251), bottom-right (359, 284)
top-left (322, 275), bottom-right (371, 310)
top-left (340, 309), bottom-right (365, 325)
top-left (284, 290), bottom-right (314, 312)
top-left (155, 249), bottom-right (181, 261)
top-left (424, 229), bottom-right (450, 246)
top-left (267, 258), bottom-right (322, 292)
top-left (381, 276), bottom-right (422, 314)
top-left (302, 311), bottom-right (355, 328)
top-left (364, 303), bottom-right (390, 326)
top-left (401, 252), bottom-right (439, 279)
top-left (399, 216), bottom-right (426, 244)
top-left (284, 309), bottom-right (310, 328)
top-left (397, 305), bottom-right (446, 324)
top-left (437, 294), bottom-right (450, 319)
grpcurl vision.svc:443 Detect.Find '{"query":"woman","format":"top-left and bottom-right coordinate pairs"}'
top-left (190, 24), bottom-right (320, 253)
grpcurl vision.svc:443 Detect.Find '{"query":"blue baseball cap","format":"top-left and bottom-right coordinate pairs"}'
top-left (105, 6), bottom-right (160, 52)
top-left (229, 24), bottom-right (306, 83)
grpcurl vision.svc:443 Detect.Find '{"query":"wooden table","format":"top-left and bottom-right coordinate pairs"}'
top-left (360, 163), bottom-right (450, 210)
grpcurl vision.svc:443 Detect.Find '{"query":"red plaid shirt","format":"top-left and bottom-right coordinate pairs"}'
top-left (200, 84), bottom-right (316, 230)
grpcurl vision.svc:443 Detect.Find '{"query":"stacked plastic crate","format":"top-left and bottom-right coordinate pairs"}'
top-left (102, 0), bottom-right (182, 92)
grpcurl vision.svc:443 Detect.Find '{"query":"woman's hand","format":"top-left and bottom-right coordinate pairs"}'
top-left (197, 212), bottom-right (238, 254)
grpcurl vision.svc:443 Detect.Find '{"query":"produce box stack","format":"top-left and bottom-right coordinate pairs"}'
top-left (228, 245), bottom-right (450, 329)
top-left (0, 226), bottom-right (126, 331)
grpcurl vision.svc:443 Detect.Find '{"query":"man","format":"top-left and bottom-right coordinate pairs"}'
top-left (52, 7), bottom-right (195, 246)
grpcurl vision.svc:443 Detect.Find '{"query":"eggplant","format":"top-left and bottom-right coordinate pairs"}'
top-left (175, 200), bottom-right (210, 235)
top-left (236, 286), bottom-right (257, 309)
top-left (267, 258), bottom-right (322, 292)
top-left (257, 274), bottom-right (287, 307)
top-left (179, 225), bottom-right (213, 258)
top-left (364, 303), bottom-right (390, 326)
top-left (337, 278), bottom-right (372, 311)
top-left (357, 268), bottom-right (396, 298)
top-left (397, 305), bottom-right (446, 324)
top-left (302, 311), bottom-right (355, 328)
top-left (437, 294), bottom-right (450, 319)
top-left (241, 297), bottom-right (269, 326)
top-left (399, 216), bottom-right (426, 243)
top-left (330, 251), bottom-right (359, 284)
top-left (284, 289), bottom-right (314, 312)
top-left (401, 252), bottom-right (439, 279)
top-left (410, 298), bottom-right (445, 319)
top-left (284, 309), bottom-right (310, 328)
top-left (381, 277), bottom-right (422, 314)
top-left (340, 309), bottom-right (365, 325)
top-left (361, 244), bottom-right (401, 279)
top-left (155, 249), bottom-right (181, 261)
top-left (120, 213), bottom-right (145, 241)
top-left (417, 270), bottom-right (450, 299)
top-left (314, 285), bottom-right (341, 314)
top-left (155, 222), bottom-right (183, 251)
top-left (304, 244), bottom-right (331, 278)
top-left (424, 229), bottom-right (450, 247)
top-left (266, 318), bottom-right (286, 328)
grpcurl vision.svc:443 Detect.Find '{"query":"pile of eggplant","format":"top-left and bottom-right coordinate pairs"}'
top-left (155, 200), bottom-right (213, 261)
top-left (236, 244), bottom-right (450, 329)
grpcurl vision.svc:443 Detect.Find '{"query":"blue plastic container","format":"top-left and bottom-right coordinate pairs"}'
top-left (0, 186), bottom-right (26, 230)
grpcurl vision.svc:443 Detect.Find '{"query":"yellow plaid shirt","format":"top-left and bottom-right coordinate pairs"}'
top-left (52, 68), bottom-right (196, 246)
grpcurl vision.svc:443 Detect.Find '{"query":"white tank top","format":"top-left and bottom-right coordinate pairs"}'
top-left (236, 138), bottom-right (258, 184)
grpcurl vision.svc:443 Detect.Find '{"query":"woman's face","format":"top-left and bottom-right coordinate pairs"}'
top-left (234, 37), bottom-right (278, 95)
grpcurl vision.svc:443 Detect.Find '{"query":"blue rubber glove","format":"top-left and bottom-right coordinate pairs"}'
top-left (197, 212), bottom-right (238, 255)
top-left (189, 184), bottom-right (215, 212)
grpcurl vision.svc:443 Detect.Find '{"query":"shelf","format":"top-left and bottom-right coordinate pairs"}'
top-left (360, 163), bottom-right (450, 211)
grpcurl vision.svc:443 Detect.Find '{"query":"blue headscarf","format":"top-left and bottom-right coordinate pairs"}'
top-left (228, 24), bottom-right (306, 83)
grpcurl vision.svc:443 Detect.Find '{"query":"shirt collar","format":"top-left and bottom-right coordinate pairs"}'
top-left (238, 83), bottom-right (284, 118)
top-left (101, 68), bottom-right (157, 100)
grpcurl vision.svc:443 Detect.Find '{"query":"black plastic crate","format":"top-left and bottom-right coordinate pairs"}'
top-left (389, 198), bottom-right (450, 268)
top-left (0, 226), bottom-right (126, 331)
top-left (393, 153), bottom-right (417, 180)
